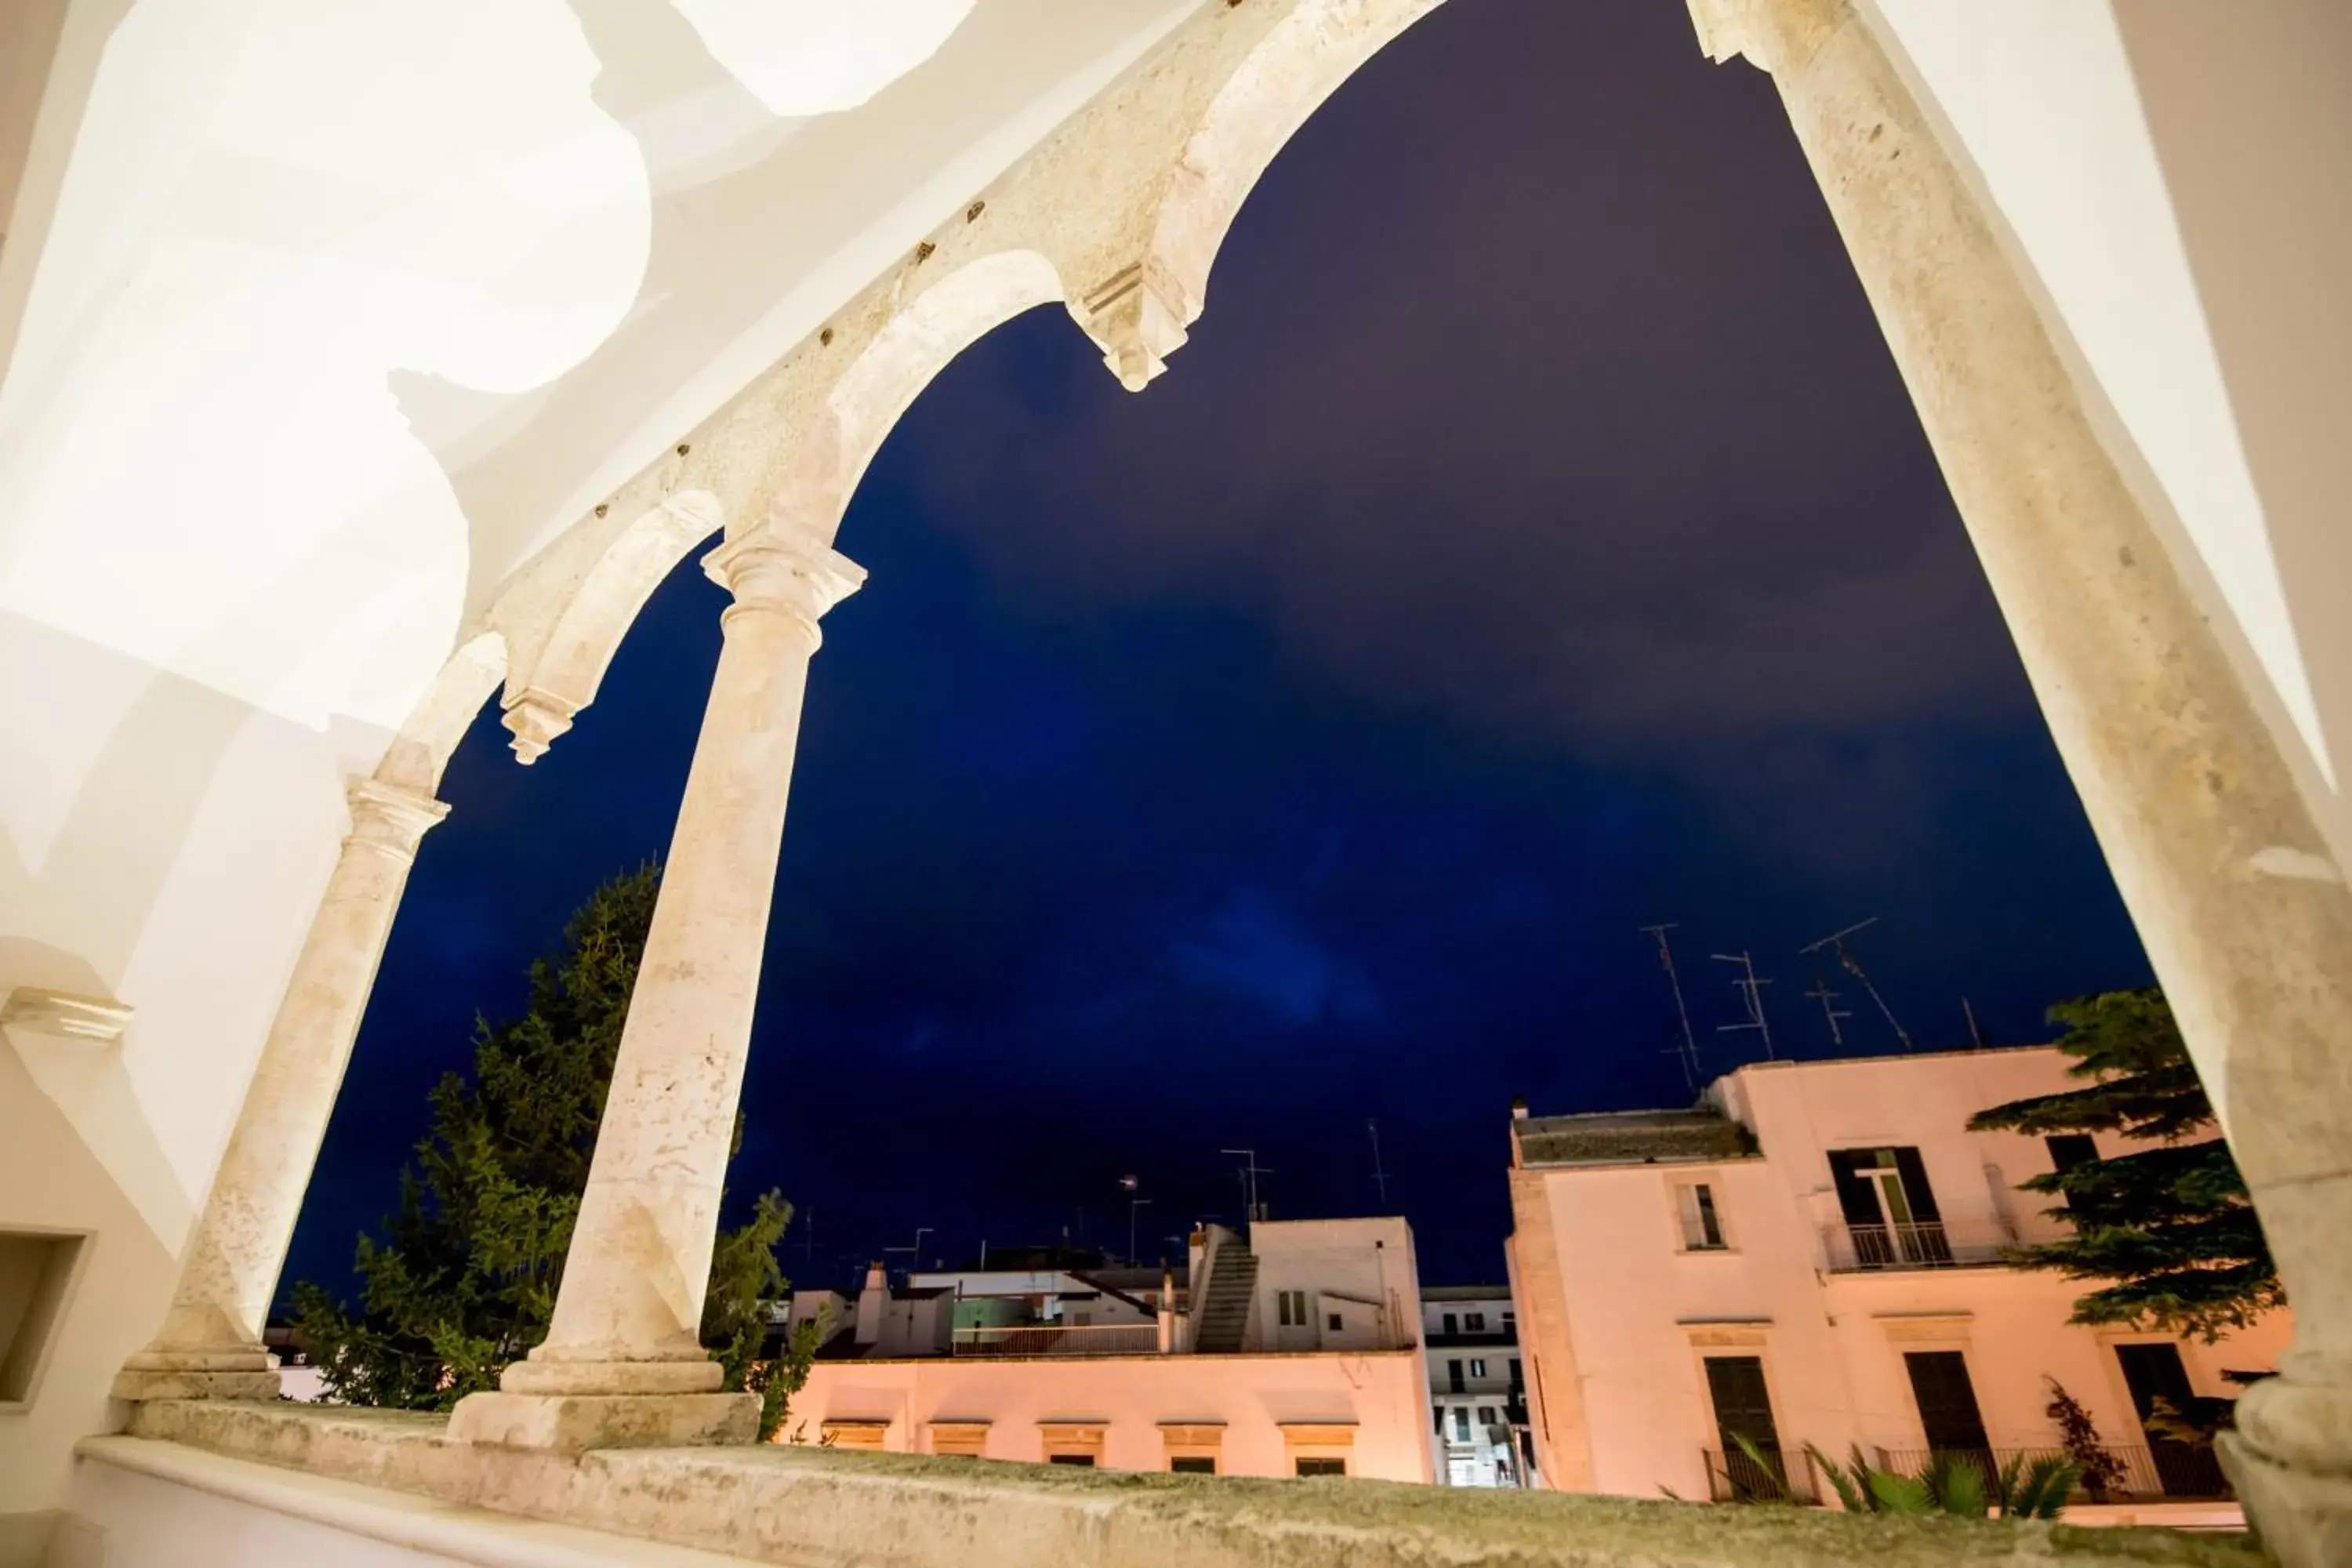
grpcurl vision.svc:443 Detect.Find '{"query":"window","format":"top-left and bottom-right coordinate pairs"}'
top-left (1476, 1406), bottom-right (1497, 1428)
top-left (1452, 1407), bottom-right (1473, 1440)
top-left (1171, 1456), bottom-right (1216, 1475)
top-left (1704, 1356), bottom-right (1783, 1500)
top-left (1828, 1147), bottom-right (1948, 1265)
top-left (1904, 1351), bottom-right (1989, 1459)
top-left (1676, 1182), bottom-right (1726, 1250)
top-left (2046, 1134), bottom-right (2103, 1220)
top-left (0, 1231), bottom-right (86, 1406)
top-left (1326, 1312), bottom-right (1342, 1331)
top-left (1447, 1358), bottom-right (1465, 1392)
top-left (1277, 1289), bottom-right (1308, 1327)
top-left (1050, 1454), bottom-right (1097, 1467)
top-left (1295, 1458), bottom-right (1348, 1477)
top-left (1465, 1312), bottom-right (1486, 1332)
top-left (1508, 1357), bottom-right (1524, 1391)
top-left (1468, 1358), bottom-right (1487, 1378)
top-left (1442, 1312), bottom-right (1457, 1336)
top-left (1502, 1309), bottom-right (1515, 1330)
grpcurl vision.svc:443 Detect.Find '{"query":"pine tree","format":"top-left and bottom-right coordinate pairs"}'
top-left (293, 865), bottom-right (813, 1431)
top-left (1970, 988), bottom-right (2281, 1341)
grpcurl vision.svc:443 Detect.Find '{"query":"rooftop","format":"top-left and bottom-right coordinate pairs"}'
top-left (1513, 1108), bottom-right (1756, 1170)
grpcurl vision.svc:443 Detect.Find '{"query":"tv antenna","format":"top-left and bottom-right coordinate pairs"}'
top-left (1803, 977), bottom-right (1852, 1048)
top-left (1961, 996), bottom-right (1986, 1048)
top-left (1711, 951), bottom-right (1775, 1059)
top-left (883, 1227), bottom-right (934, 1274)
top-left (798, 1206), bottom-right (818, 1266)
top-left (1367, 1119), bottom-right (1391, 1210)
top-left (1641, 923), bottom-right (1704, 1091)
top-left (1221, 1148), bottom-right (1271, 1223)
top-left (1799, 918), bottom-right (1913, 1051)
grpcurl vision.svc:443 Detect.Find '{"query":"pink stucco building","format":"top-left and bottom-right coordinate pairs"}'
top-left (783, 1218), bottom-right (1436, 1483)
top-left (1506, 1046), bottom-right (2290, 1508)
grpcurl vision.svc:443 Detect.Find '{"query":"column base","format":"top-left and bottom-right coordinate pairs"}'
top-left (111, 1346), bottom-right (281, 1403)
top-left (445, 1389), bottom-right (758, 1454)
top-left (2220, 1431), bottom-right (2352, 1568)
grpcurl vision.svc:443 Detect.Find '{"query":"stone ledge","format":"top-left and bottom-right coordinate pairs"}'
top-left (118, 1401), bottom-right (2264, 1568)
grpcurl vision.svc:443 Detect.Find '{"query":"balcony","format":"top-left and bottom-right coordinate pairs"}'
top-left (952, 1321), bottom-right (1163, 1356)
top-left (1820, 1220), bottom-right (2013, 1273)
top-left (1871, 1444), bottom-right (2233, 1503)
top-left (1703, 1444), bottom-right (1817, 1504)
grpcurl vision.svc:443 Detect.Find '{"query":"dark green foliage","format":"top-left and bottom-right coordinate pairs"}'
top-left (1803, 1444), bottom-right (2076, 1520)
top-left (1969, 989), bottom-right (2281, 1341)
top-left (292, 865), bottom-right (811, 1421)
top-left (2044, 1380), bottom-right (2127, 1503)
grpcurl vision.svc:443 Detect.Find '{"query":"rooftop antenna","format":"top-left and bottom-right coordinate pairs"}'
top-left (1711, 951), bottom-right (1776, 1060)
top-left (1367, 1119), bottom-right (1391, 1210)
top-left (1641, 923), bottom-right (1704, 1092)
top-left (798, 1206), bottom-right (817, 1267)
top-left (1120, 1176), bottom-right (1152, 1269)
top-left (1221, 1148), bottom-right (1270, 1224)
top-left (1961, 996), bottom-right (1986, 1049)
top-left (882, 1227), bottom-right (933, 1277)
top-left (1803, 976), bottom-right (1852, 1049)
top-left (1799, 918), bottom-right (1914, 1052)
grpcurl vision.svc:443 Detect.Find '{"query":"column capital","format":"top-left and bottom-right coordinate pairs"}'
top-left (346, 777), bottom-right (449, 863)
top-left (702, 523), bottom-right (866, 645)
top-left (1686, 0), bottom-right (1844, 75)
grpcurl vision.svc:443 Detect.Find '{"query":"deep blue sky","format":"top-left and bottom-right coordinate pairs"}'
top-left (289, 0), bottom-right (2150, 1298)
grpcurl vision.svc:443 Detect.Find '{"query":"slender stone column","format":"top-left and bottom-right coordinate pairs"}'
top-left (449, 520), bottom-right (862, 1453)
top-left (114, 779), bottom-right (448, 1401)
top-left (1693, 3), bottom-right (2352, 1559)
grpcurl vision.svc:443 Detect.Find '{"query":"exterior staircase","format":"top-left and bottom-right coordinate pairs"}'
top-left (1191, 1237), bottom-right (1259, 1353)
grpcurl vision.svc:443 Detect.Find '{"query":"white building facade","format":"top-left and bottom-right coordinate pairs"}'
top-left (1421, 1284), bottom-right (1530, 1488)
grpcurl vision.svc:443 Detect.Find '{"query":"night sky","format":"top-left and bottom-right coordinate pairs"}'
top-left (288, 0), bottom-right (2151, 1300)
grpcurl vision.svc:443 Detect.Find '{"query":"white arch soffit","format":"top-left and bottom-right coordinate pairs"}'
top-left (670, 0), bottom-right (979, 118)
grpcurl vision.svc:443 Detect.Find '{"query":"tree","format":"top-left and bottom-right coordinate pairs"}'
top-left (293, 865), bottom-right (814, 1432)
top-left (1969, 988), bottom-right (2281, 1341)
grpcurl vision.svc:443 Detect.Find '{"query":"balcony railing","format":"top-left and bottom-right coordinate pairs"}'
top-left (1820, 1219), bottom-right (2013, 1272)
top-left (1702, 1443), bottom-right (1815, 1503)
top-left (951, 1322), bottom-right (1162, 1357)
top-left (1870, 1444), bottom-right (2233, 1502)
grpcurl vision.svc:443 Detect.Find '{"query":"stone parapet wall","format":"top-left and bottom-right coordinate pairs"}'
top-left (91, 1401), bottom-right (2263, 1568)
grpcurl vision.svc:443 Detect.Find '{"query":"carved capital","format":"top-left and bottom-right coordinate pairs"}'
top-left (1074, 262), bottom-right (1193, 392)
top-left (503, 686), bottom-right (581, 765)
top-left (702, 523), bottom-right (866, 648)
top-left (1686, 0), bottom-right (1846, 74)
top-left (345, 778), bottom-right (449, 862)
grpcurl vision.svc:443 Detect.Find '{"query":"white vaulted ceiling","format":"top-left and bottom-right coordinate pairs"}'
top-left (0, 0), bottom-right (1192, 739)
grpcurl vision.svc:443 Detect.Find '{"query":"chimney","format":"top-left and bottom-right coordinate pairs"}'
top-left (1511, 1097), bottom-right (1530, 1120)
top-left (855, 1261), bottom-right (888, 1345)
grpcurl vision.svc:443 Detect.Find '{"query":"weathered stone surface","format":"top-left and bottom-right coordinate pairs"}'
top-left (444, 1392), bottom-right (757, 1456)
top-left (120, 1401), bottom-right (2263, 1568)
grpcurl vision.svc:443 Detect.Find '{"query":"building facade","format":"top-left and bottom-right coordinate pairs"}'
top-left (1506, 1047), bottom-right (2292, 1506)
top-left (785, 1218), bottom-right (1436, 1482)
top-left (1421, 1284), bottom-right (1531, 1488)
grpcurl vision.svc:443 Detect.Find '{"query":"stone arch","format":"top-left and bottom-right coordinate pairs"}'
top-left (373, 629), bottom-right (507, 794)
top-left (759, 248), bottom-right (1067, 541)
top-left (1066, 0), bottom-right (1446, 390)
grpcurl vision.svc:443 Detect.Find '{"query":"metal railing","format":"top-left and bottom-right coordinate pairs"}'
top-left (951, 1322), bottom-right (1162, 1357)
top-left (1703, 1444), bottom-right (1816, 1503)
top-left (1870, 1444), bottom-right (2232, 1502)
top-left (1820, 1219), bottom-right (2013, 1272)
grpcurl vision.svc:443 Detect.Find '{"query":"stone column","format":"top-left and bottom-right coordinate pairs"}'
top-left (114, 779), bottom-right (448, 1401)
top-left (1692, 3), bottom-right (2352, 1560)
top-left (448, 521), bottom-right (862, 1453)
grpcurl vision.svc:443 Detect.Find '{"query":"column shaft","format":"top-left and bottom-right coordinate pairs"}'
top-left (451, 521), bottom-right (861, 1450)
top-left (116, 779), bottom-right (447, 1400)
top-left (1716, 2), bottom-right (2352, 1558)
